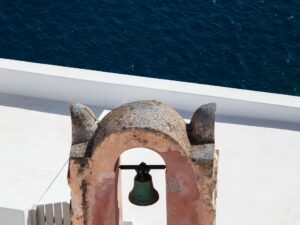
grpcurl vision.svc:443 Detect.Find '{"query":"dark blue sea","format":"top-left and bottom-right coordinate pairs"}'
top-left (0, 0), bottom-right (299, 96)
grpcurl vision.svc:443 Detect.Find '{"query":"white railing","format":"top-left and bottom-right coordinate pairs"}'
top-left (27, 202), bottom-right (134, 225)
top-left (28, 202), bottom-right (71, 225)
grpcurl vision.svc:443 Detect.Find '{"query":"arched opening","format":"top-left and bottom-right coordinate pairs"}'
top-left (69, 101), bottom-right (217, 225)
top-left (118, 147), bottom-right (167, 225)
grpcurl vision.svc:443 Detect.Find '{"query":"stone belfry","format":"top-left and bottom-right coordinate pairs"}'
top-left (68, 100), bottom-right (218, 225)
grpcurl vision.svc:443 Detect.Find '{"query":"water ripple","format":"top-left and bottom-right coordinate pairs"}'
top-left (0, 0), bottom-right (299, 96)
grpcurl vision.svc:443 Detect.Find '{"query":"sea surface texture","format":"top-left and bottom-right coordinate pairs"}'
top-left (0, 0), bottom-right (299, 96)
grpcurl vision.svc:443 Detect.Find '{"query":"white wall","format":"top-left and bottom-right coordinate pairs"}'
top-left (1, 58), bottom-right (300, 225)
top-left (0, 58), bottom-right (300, 126)
top-left (0, 207), bottom-right (24, 225)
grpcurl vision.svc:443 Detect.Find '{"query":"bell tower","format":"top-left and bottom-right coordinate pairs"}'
top-left (68, 100), bottom-right (218, 225)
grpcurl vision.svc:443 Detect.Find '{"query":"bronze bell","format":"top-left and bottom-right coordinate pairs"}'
top-left (119, 162), bottom-right (166, 206)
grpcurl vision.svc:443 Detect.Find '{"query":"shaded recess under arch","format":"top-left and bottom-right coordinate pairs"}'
top-left (68, 100), bottom-right (218, 225)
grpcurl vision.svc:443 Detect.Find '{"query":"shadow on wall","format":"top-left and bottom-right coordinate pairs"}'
top-left (216, 115), bottom-right (300, 132)
top-left (1, 92), bottom-right (299, 132)
top-left (0, 92), bottom-right (104, 116)
top-left (178, 109), bottom-right (300, 132)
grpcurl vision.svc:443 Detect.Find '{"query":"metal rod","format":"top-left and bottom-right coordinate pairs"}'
top-left (119, 165), bottom-right (166, 170)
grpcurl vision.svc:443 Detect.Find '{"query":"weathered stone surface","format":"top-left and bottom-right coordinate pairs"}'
top-left (70, 103), bottom-right (98, 145)
top-left (68, 100), bottom-right (218, 225)
top-left (187, 103), bottom-right (216, 145)
top-left (89, 100), bottom-right (190, 155)
top-left (189, 144), bottom-right (215, 166)
top-left (70, 142), bottom-right (88, 158)
top-left (189, 144), bottom-right (219, 216)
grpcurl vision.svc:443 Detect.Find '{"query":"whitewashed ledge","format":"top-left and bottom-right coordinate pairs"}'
top-left (0, 58), bottom-right (300, 127)
top-left (0, 58), bottom-right (300, 225)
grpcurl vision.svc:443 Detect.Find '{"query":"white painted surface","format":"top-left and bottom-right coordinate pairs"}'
top-left (35, 114), bottom-right (300, 225)
top-left (0, 207), bottom-right (24, 225)
top-left (0, 93), bottom-right (103, 225)
top-left (37, 162), bottom-right (70, 205)
top-left (0, 59), bottom-right (300, 225)
top-left (0, 100), bottom-right (69, 211)
top-left (215, 122), bottom-right (300, 225)
top-left (0, 58), bottom-right (300, 126)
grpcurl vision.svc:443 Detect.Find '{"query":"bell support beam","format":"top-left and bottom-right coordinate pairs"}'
top-left (119, 163), bottom-right (166, 170)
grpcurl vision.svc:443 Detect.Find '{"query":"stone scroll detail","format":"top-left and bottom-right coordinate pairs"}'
top-left (187, 103), bottom-right (216, 145)
top-left (68, 100), bottom-right (218, 225)
top-left (70, 103), bottom-right (98, 145)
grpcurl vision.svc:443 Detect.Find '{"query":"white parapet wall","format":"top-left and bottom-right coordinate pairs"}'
top-left (0, 58), bottom-right (300, 126)
top-left (1, 58), bottom-right (300, 225)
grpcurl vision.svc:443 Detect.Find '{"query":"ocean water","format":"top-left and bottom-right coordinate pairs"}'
top-left (0, 0), bottom-right (299, 96)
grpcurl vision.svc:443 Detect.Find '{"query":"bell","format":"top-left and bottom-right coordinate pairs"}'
top-left (128, 162), bottom-right (159, 206)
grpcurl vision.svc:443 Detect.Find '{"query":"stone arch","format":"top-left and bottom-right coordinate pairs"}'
top-left (68, 100), bottom-right (218, 225)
